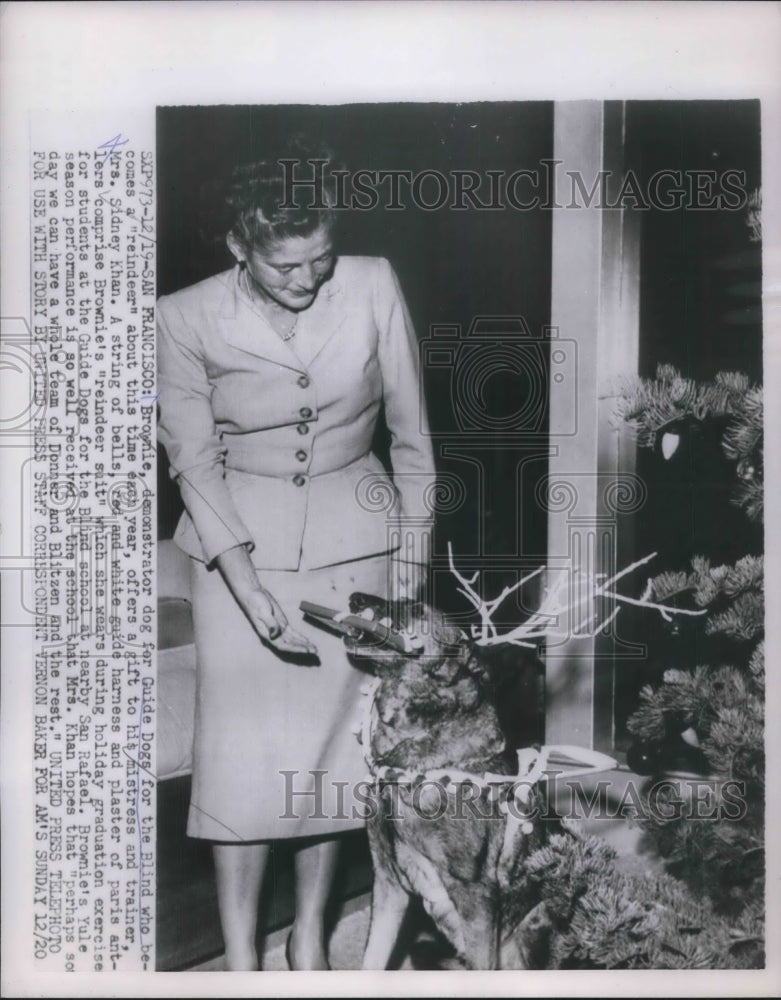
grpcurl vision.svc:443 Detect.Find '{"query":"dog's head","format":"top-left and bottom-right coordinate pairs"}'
top-left (345, 592), bottom-right (512, 773)
top-left (346, 592), bottom-right (478, 684)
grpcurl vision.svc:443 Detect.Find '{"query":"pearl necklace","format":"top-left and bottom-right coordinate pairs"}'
top-left (242, 269), bottom-right (298, 341)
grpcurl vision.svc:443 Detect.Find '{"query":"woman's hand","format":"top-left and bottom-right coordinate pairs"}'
top-left (216, 545), bottom-right (317, 656)
top-left (238, 585), bottom-right (317, 655)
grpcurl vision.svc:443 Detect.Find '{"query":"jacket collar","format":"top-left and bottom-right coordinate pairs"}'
top-left (218, 263), bottom-right (346, 371)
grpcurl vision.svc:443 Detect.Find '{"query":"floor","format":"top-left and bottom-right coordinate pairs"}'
top-left (157, 776), bottom-right (375, 971)
top-left (186, 892), bottom-right (415, 972)
top-left (165, 768), bottom-right (665, 973)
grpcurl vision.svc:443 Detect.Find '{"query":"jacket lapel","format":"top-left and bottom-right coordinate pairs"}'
top-left (218, 265), bottom-right (347, 371)
top-left (298, 271), bottom-right (347, 368)
top-left (219, 268), bottom-right (303, 371)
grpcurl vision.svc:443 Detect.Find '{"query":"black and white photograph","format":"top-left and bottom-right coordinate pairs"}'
top-left (153, 97), bottom-right (766, 974)
top-left (1, 2), bottom-right (779, 997)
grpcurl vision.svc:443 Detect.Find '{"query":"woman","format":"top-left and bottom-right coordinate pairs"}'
top-left (157, 148), bottom-right (435, 970)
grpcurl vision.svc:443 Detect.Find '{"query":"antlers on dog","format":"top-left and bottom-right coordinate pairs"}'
top-left (447, 544), bottom-right (706, 649)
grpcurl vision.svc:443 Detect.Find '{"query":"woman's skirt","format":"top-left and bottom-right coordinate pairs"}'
top-left (186, 553), bottom-right (388, 841)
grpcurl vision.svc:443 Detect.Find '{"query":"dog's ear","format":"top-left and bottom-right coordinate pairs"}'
top-left (464, 647), bottom-right (492, 684)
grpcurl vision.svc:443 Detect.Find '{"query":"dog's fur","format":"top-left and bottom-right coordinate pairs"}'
top-left (345, 593), bottom-right (553, 970)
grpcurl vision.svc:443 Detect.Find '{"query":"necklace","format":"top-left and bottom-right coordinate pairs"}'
top-left (243, 270), bottom-right (298, 341)
top-left (275, 313), bottom-right (299, 342)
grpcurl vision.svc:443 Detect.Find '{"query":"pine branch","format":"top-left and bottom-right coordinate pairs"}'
top-left (647, 570), bottom-right (693, 603)
top-left (519, 830), bottom-right (763, 969)
top-left (616, 365), bottom-right (757, 445)
top-left (722, 556), bottom-right (764, 598)
top-left (614, 366), bottom-right (764, 523)
top-left (748, 641), bottom-right (764, 684)
top-left (746, 187), bottom-right (762, 242)
top-left (705, 592), bottom-right (764, 642)
top-left (732, 478), bottom-right (764, 521)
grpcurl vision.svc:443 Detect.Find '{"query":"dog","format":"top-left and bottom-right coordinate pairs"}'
top-left (339, 592), bottom-right (555, 971)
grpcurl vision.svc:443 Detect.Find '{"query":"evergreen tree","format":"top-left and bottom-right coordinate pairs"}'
top-left (515, 828), bottom-right (764, 969)
top-left (451, 364), bottom-right (764, 967)
top-left (615, 366), bottom-right (764, 926)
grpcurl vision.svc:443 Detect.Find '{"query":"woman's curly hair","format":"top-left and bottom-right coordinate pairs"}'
top-left (202, 136), bottom-right (343, 253)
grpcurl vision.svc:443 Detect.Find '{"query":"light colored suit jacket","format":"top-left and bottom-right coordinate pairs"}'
top-left (157, 256), bottom-right (435, 571)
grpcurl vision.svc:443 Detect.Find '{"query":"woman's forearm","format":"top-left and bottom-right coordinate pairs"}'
top-left (213, 544), bottom-right (316, 654)
top-left (215, 543), bottom-right (263, 599)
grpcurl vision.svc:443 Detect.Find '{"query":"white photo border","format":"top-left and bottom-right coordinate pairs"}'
top-left (2, 2), bottom-right (780, 997)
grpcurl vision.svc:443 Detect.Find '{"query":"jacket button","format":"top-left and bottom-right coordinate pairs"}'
top-left (295, 450), bottom-right (307, 462)
top-left (297, 423), bottom-right (309, 435)
top-left (297, 374), bottom-right (311, 389)
top-left (299, 406), bottom-right (313, 419)
top-left (293, 474), bottom-right (307, 487)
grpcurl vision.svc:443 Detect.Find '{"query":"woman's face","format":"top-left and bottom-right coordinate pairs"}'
top-left (230, 225), bottom-right (335, 313)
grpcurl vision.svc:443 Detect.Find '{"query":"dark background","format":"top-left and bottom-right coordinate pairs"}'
top-left (156, 102), bottom-right (556, 587)
top-left (155, 100), bottom-right (763, 970)
top-left (155, 102), bottom-right (556, 970)
top-left (616, 100), bottom-right (763, 744)
top-left (156, 99), bottom-right (762, 743)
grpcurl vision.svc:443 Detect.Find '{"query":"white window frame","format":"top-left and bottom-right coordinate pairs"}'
top-left (545, 101), bottom-right (641, 752)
